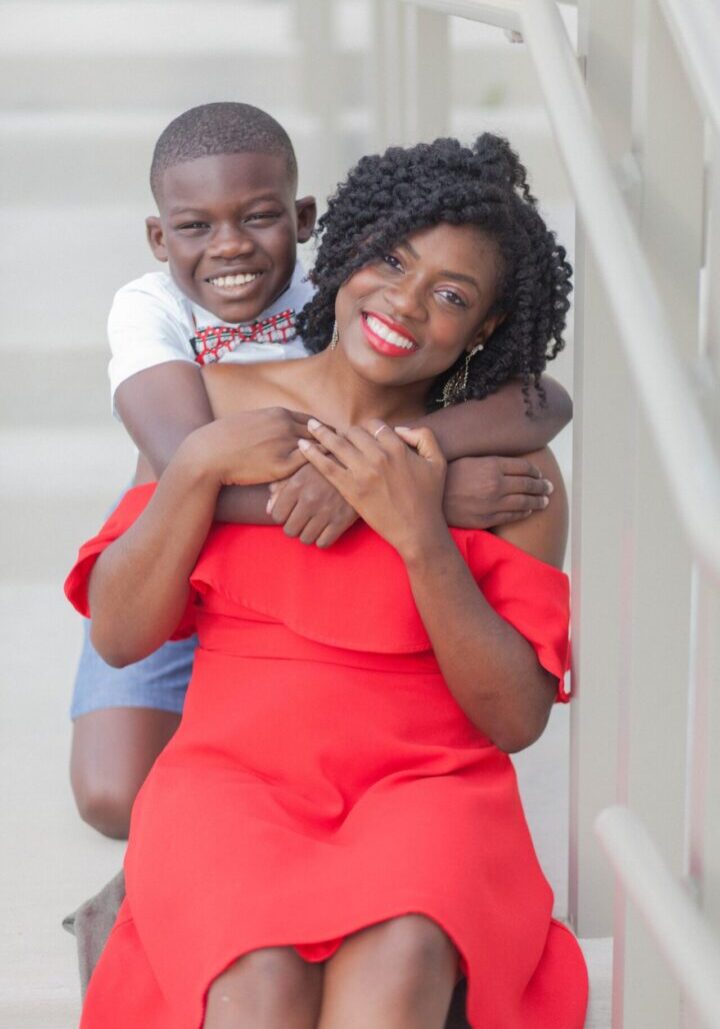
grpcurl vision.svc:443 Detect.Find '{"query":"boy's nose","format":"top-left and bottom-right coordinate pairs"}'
top-left (208, 225), bottom-right (255, 259)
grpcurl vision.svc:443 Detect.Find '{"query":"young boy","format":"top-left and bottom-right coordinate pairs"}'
top-left (70, 102), bottom-right (571, 842)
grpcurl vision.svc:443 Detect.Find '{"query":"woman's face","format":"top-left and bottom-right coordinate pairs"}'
top-left (334, 222), bottom-right (504, 390)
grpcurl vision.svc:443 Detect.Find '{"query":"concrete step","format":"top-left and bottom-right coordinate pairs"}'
top-left (0, 109), bottom-right (368, 207)
top-left (0, 104), bottom-right (566, 207)
top-left (0, 204), bottom-right (156, 350)
top-left (0, 582), bottom-right (125, 1029)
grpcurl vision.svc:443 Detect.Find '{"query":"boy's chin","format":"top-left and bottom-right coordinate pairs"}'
top-left (192, 275), bottom-right (289, 325)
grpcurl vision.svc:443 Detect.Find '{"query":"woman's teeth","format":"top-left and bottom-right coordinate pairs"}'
top-left (365, 314), bottom-right (415, 349)
top-left (208, 273), bottom-right (259, 289)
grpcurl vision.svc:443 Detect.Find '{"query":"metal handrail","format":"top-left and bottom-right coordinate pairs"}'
top-left (658, 0), bottom-right (720, 137)
top-left (407, 0), bottom-right (521, 32)
top-left (402, 0), bottom-right (720, 582)
top-left (596, 806), bottom-right (720, 1026)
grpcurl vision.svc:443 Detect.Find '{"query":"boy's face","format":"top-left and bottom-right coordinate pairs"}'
top-left (146, 152), bottom-right (316, 323)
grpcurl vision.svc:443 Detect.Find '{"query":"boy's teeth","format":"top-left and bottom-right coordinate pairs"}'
top-left (366, 314), bottom-right (415, 349)
top-left (209, 273), bottom-right (259, 288)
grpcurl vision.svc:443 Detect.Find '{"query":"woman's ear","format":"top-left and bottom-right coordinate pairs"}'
top-left (470, 310), bottom-right (507, 352)
top-left (295, 196), bottom-right (317, 243)
top-left (145, 217), bottom-right (168, 262)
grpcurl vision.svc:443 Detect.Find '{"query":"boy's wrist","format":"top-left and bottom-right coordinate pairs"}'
top-left (171, 426), bottom-right (224, 492)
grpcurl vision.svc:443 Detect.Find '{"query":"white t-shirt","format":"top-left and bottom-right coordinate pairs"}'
top-left (107, 261), bottom-right (314, 414)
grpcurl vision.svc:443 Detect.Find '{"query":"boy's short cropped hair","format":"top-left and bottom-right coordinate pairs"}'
top-left (150, 102), bottom-right (298, 201)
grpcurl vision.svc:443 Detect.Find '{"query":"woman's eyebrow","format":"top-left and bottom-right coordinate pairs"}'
top-left (439, 270), bottom-right (481, 292)
top-left (397, 240), bottom-right (481, 293)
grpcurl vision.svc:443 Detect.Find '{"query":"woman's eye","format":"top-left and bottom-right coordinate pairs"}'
top-left (382, 253), bottom-right (402, 270)
top-left (438, 289), bottom-right (467, 308)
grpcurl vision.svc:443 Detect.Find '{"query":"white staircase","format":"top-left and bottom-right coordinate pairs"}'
top-left (1, 1), bottom-right (591, 1025)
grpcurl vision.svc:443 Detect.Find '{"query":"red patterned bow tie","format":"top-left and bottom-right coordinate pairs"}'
top-left (190, 309), bottom-right (297, 366)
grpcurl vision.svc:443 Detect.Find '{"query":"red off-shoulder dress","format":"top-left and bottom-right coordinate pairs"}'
top-left (65, 484), bottom-right (588, 1028)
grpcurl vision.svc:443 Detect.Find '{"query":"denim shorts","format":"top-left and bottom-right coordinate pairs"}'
top-left (69, 486), bottom-right (196, 719)
top-left (70, 618), bottom-right (196, 719)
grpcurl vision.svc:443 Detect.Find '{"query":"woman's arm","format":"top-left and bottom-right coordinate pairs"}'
top-left (89, 410), bottom-right (311, 666)
top-left (89, 445), bottom-right (219, 666)
top-left (413, 374), bottom-right (572, 460)
top-left (400, 446), bottom-right (567, 752)
top-left (298, 422), bottom-right (566, 752)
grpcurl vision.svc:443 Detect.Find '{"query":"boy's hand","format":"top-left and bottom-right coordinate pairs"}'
top-left (267, 464), bottom-right (358, 547)
top-left (443, 456), bottom-right (553, 529)
top-left (182, 408), bottom-right (312, 487)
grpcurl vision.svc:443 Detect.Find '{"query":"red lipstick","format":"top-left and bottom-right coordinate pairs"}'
top-left (361, 312), bottom-right (418, 357)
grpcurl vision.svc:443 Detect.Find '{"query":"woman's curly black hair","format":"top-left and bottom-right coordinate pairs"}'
top-left (297, 134), bottom-right (572, 410)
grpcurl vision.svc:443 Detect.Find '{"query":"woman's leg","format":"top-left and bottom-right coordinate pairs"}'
top-left (317, 915), bottom-right (458, 1029)
top-left (204, 947), bottom-right (323, 1029)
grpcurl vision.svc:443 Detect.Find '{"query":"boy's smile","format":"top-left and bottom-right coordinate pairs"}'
top-left (146, 152), bottom-right (316, 324)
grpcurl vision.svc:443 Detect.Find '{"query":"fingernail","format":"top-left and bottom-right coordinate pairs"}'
top-left (266, 496), bottom-right (276, 514)
top-left (308, 417), bottom-right (322, 431)
top-left (298, 438), bottom-right (311, 450)
top-left (268, 482), bottom-right (278, 494)
top-left (544, 480), bottom-right (554, 494)
top-left (542, 496), bottom-right (550, 507)
top-left (394, 425), bottom-right (410, 432)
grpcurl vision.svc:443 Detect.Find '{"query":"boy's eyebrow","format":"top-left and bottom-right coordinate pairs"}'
top-left (397, 240), bottom-right (482, 293)
top-left (167, 193), bottom-right (287, 217)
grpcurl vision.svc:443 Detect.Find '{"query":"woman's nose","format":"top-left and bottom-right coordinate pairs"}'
top-left (385, 280), bottom-right (426, 322)
top-left (208, 225), bottom-right (255, 259)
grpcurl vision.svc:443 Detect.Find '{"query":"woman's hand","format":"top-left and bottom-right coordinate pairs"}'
top-left (180, 408), bottom-right (312, 488)
top-left (299, 418), bottom-right (449, 559)
top-left (267, 465), bottom-right (359, 547)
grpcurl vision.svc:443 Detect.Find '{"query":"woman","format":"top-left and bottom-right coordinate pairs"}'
top-left (66, 135), bottom-right (587, 1028)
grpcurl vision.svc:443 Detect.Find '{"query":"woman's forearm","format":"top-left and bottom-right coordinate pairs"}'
top-left (401, 532), bottom-right (555, 752)
top-left (89, 444), bottom-right (220, 667)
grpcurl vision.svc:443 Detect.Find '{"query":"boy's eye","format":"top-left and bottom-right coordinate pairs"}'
top-left (176, 222), bottom-right (208, 231)
top-left (245, 211), bottom-right (281, 222)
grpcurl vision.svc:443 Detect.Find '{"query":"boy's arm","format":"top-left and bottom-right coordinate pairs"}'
top-left (414, 374), bottom-right (572, 460)
top-left (115, 362), bottom-right (271, 524)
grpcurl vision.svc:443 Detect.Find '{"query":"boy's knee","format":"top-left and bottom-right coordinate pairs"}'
top-left (72, 780), bottom-right (134, 840)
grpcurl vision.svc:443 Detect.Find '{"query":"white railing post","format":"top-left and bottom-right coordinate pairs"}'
top-left (371, 2), bottom-right (450, 150)
top-left (395, 3), bottom-right (720, 1022)
top-left (293, 0), bottom-right (342, 203)
top-left (568, 0), bottom-right (636, 941)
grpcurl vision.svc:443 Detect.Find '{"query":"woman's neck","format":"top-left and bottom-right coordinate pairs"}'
top-left (303, 350), bottom-right (430, 430)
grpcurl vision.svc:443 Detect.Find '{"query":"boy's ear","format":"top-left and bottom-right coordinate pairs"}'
top-left (145, 216), bottom-right (168, 262)
top-left (295, 196), bottom-right (317, 243)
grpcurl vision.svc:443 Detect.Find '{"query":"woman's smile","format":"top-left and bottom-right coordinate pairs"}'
top-left (360, 311), bottom-right (419, 357)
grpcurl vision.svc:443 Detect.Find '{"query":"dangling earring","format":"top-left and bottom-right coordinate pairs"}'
top-left (441, 341), bottom-right (484, 408)
top-left (329, 321), bottom-right (339, 351)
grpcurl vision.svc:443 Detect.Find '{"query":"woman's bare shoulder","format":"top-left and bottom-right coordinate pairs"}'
top-left (492, 447), bottom-right (568, 569)
top-left (201, 358), bottom-right (312, 418)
